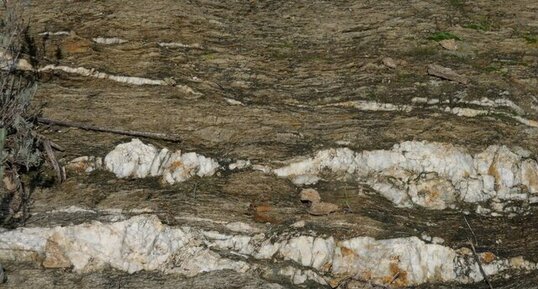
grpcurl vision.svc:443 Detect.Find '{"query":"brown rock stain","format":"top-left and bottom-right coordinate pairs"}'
top-left (61, 38), bottom-right (91, 54)
top-left (340, 246), bottom-right (356, 257)
top-left (488, 163), bottom-right (501, 190)
top-left (167, 161), bottom-right (184, 171)
top-left (42, 236), bottom-right (72, 269)
top-left (480, 251), bottom-right (496, 264)
top-left (382, 257), bottom-right (408, 287)
top-left (249, 203), bottom-right (276, 223)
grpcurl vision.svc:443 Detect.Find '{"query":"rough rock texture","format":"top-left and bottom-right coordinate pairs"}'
top-left (103, 139), bottom-right (220, 184)
top-left (1, 0), bottom-right (537, 288)
top-left (275, 141), bottom-right (538, 212)
top-left (0, 215), bottom-right (535, 287)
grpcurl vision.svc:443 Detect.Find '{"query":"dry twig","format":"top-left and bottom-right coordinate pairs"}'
top-left (38, 117), bottom-right (182, 142)
top-left (468, 239), bottom-right (494, 289)
top-left (463, 216), bottom-right (494, 289)
top-left (463, 215), bottom-right (479, 246)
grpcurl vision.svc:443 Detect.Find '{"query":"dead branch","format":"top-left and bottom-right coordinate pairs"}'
top-left (463, 215), bottom-right (494, 289)
top-left (42, 139), bottom-right (65, 182)
top-left (463, 215), bottom-right (479, 246)
top-left (468, 239), bottom-right (494, 289)
top-left (35, 133), bottom-right (65, 151)
top-left (37, 117), bottom-right (182, 143)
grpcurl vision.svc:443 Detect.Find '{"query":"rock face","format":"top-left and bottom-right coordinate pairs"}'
top-left (275, 141), bottom-right (538, 212)
top-left (5, 0), bottom-right (538, 288)
top-left (103, 139), bottom-right (220, 184)
top-left (0, 215), bottom-right (535, 287)
top-left (71, 139), bottom-right (538, 214)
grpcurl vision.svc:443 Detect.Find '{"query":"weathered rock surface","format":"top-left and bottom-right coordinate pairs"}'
top-left (0, 215), bottom-right (535, 287)
top-left (275, 141), bottom-right (538, 213)
top-left (1, 0), bottom-right (537, 288)
top-left (103, 139), bottom-right (220, 184)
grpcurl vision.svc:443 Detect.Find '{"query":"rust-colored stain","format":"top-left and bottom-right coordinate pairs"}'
top-left (480, 251), bottom-right (496, 264)
top-left (420, 189), bottom-right (440, 204)
top-left (340, 246), bottom-right (355, 257)
top-left (167, 161), bottom-right (184, 171)
top-left (382, 257), bottom-right (409, 287)
top-left (488, 163), bottom-right (500, 190)
top-left (321, 262), bottom-right (332, 272)
top-left (249, 203), bottom-right (276, 223)
top-left (61, 39), bottom-right (91, 53)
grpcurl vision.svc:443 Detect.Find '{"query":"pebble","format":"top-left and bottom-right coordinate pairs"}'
top-left (439, 39), bottom-right (458, 50)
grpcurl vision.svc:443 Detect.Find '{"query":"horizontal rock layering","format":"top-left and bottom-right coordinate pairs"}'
top-left (0, 215), bottom-right (535, 287)
top-left (275, 141), bottom-right (538, 210)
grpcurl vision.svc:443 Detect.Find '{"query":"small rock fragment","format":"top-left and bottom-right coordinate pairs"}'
top-left (427, 64), bottom-right (468, 84)
top-left (382, 57), bottom-right (397, 69)
top-left (480, 252), bottom-right (496, 264)
top-left (456, 247), bottom-right (473, 255)
top-left (299, 189), bottom-right (339, 215)
top-left (250, 203), bottom-right (276, 223)
top-left (66, 156), bottom-right (103, 174)
top-left (300, 189), bottom-right (321, 203)
top-left (308, 202), bottom-right (339, 216)
top-left (439, 39), bottom-right (458, 50)
top-left (228, 160), bottom-right (251, 170)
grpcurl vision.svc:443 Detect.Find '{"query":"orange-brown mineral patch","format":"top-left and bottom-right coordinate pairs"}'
top-left (488, 163), bottom-right (501, 190)
top-left (61, 36), bottom-right (91, 54)
top-left (249, 203), bottom-right (277, 223)
top-left (480, 251), bottom-right (496, 264)
top-left (340, 246), bottom-right (356, 258)
top-left (382, 257), bottom-right (408, 287)
top-left (167, 161), bottom-right (184, 171)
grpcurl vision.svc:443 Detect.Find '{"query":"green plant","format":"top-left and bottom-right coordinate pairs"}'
top-left (427, 32), bottom-right (461, 41)
top-left (524, 34), bottom-right (537, 44)
top-left (463, 16), bottom-right (494, 31)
